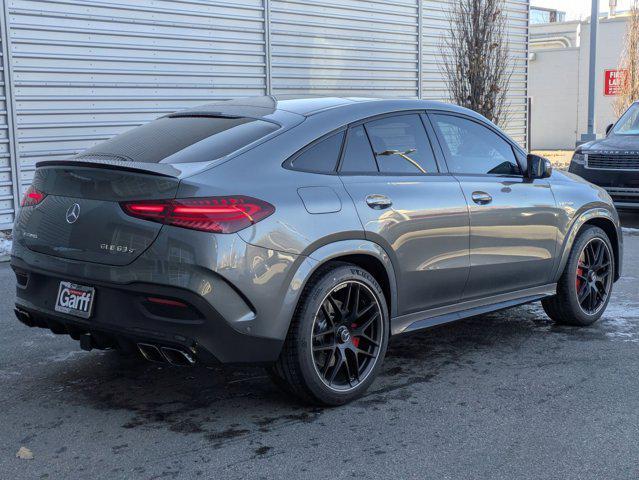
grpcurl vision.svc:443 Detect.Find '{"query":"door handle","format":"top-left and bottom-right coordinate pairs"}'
top-left (471, 191), bottom-right (493, 205)
top-left (366, 194), bottom-right (393, 210)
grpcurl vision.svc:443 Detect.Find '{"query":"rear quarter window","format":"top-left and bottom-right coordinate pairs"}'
top-left (290, 132), bottom-right (345, 173)
top-left (339, 125), bottom-right (379, 174)
top-left (79, 116), bottom-right (279, 164)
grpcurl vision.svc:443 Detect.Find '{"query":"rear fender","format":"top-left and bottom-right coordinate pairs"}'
top-left (275, 239), bottom-right (398, 340)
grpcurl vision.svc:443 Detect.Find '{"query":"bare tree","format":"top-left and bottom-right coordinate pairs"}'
top-left (441, 0), bottom-right (512, 127)
top-left (613, 1), bottom-right (639, 117)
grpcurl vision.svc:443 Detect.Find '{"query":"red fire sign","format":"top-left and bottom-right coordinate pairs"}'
top-left (604, 69), bottom-right (628, 96)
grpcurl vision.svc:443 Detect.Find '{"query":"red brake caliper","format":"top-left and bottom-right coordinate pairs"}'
top-left (351, 323), bottom-right (360, 348)
top-left (576, 265), bottom-right (584, 291)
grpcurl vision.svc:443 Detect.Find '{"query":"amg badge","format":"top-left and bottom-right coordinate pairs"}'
top-left (100, 243), bottom-right (135, 254)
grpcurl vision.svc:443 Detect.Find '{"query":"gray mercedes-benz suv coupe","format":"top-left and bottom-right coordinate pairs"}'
top-left (11, 97), bottom-right (622, 405)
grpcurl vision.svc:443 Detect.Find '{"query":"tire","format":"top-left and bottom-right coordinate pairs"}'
top-left (542, 225), bottom-right (615, 326)
top-left (267, 262), bottom-right (389, 406)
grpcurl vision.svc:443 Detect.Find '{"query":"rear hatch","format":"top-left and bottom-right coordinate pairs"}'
top-left (15, 163), bottom-right (181, 266)
top-left (14, 111), bottom-right (289, 266)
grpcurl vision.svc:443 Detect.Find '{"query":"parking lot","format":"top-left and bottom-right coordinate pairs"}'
top-left (0, 212), bottom-right (638, 480)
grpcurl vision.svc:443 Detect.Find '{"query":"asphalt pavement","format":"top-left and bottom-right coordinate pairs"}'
top-left (1, 213), bottom-right (639, 480)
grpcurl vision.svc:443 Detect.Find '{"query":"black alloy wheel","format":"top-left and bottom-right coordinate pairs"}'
top-left (268, 263), bottom-right (389, 405)
top-left (542, 225), bottom-right (615, 326)
top-left (311, 280), bottom-right (383, 391)
top-left (575, 237), bottom-right (613, 315)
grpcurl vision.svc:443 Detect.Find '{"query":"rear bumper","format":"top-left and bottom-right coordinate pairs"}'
top-left (11, 258), bottom-right (283, 364)
top-left (10, 225), bottom-right (305, 364)
top-left (569, 163), bottom-right (639, 209)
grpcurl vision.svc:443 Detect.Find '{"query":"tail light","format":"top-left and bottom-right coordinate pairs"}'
top-left (21, 185), bottom-right (47, 207)
top-left (120, 196), bottom-right (275, 233)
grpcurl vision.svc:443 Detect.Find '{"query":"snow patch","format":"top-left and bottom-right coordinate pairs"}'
top-left (49, 350), bottom-right (89, 363)
top-left (0, 233), bottom-right (11, 257)
top-left (601, 302), bottom-right (639, 342)
top-left (623, 227), bottom-right (639, 236)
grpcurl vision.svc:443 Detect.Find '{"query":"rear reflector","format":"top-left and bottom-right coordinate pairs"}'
top-left (142, 296), bottom-right (202, 321)
top-left (20, 185), bottom-right (47, 207)
top-left (121, 196), bottom-right (275, 233)
top-left (146, 297), bottom-right (188, 308)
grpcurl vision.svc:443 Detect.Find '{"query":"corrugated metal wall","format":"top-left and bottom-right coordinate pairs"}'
top-left (0, 4), bottom-right (18, 228)
top-left (269, 0), bottom-right (420, 97)
top-left (0, 0), bottom-right (529, 230)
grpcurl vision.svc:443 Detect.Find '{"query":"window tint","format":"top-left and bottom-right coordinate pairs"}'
top-left (81, 116), bottom-right (279, 164)
top-left (291, 132), bottom-right (344, 173)
top-left (365, 114), bottom-right (438, 174)
top-left (340, 125), bottom-right (378, 173)
top-left (431, 114), bottom-right (521, 175)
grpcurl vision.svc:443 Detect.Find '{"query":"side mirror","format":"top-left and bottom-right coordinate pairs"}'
top-left (526, 154), bottom-right (552, 179)
top-left (605, 123), bottom-right (614, 136)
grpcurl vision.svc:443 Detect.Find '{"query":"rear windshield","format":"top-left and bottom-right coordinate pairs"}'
top-left (80, 116), bottom-right (279, 164)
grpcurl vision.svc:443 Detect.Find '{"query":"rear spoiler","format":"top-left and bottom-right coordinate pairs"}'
top-left (35, 158), bottom-right (184, 178)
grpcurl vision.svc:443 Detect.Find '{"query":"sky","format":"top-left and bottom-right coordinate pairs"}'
top-left (531, 0), bottom-right (635, 20)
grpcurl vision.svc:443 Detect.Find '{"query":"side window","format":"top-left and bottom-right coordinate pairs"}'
top-left (365, 114), bottom-right (438, 174)
top-left (431, 114), bottom-right (521, 175)
top-left (339, 125), bottom-right (378, 174)
top-left (291, 131), bottom-right (344, 173)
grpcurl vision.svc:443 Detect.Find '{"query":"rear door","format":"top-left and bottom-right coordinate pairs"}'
top-left (338, 113), bottom-right (470, 315)
top-left (428, 112), bottom-right (560, 300)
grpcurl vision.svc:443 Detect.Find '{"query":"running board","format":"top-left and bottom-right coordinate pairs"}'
top-left (391, 284), bottom-right (557, 335)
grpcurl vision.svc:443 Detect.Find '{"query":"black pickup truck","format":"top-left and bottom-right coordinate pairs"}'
top-left (569, 101), bottom-right (639, 209)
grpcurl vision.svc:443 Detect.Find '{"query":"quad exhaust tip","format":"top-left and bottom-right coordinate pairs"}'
top-left (137, 343), bottom-right (195, 366)
top-left (14, 307), bottom-right (35, 327)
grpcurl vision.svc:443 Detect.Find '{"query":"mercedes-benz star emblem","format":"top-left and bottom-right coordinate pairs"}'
top-left (65, 203), bottom-right (81, 224)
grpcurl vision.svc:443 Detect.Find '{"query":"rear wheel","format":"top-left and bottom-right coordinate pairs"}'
top-left (542, 226), bottom-right (614, 326)
top-left (268, 263), bottom-right (389, 406)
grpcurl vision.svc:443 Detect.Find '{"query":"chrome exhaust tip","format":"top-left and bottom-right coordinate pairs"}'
top-left (137, 343), bottom-right (165, 363)
top-left (161, 346), bottom-right (195, 366)
top-left (14, 307), bottom-right (35, 327)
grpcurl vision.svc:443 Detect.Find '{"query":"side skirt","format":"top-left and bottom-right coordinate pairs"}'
top-left (391, 284), bottom-right (557, 335)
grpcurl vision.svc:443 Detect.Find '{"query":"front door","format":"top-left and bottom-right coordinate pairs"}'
top-left (429, 112), bottom-right (560, 300)
top-left (338, 113), bottom-right (470, 315)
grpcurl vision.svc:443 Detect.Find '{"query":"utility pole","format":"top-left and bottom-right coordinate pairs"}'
top-left (580, 0), bottom-right (600, 144)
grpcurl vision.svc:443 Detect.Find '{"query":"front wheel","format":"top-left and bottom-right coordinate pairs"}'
top-left (542, 225), bottom-right (614, 326)
top-left (268, 263), bottom-right (389, 406)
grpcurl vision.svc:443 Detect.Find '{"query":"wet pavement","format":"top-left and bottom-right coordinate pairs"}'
top-left (1, 213), bottom-right (638, 479)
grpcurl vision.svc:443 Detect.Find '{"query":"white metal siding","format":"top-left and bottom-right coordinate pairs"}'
top-left (269, 0), bottom-right (420, 97)
top-left (0, 4), bottom-right (17, 229)
top-left (0, 0), bottom-right (529, 229)
top-left (6, 0), bottom-right (267, 188)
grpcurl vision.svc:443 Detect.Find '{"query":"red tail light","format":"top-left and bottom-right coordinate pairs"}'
top-left (121, 196), bottom-right (275, 233)
top-left (21, 185), bottom-right (46, 207)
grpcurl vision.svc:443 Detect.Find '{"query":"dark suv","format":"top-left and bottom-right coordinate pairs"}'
top-left (569, 101), bottom-right (639, 209)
